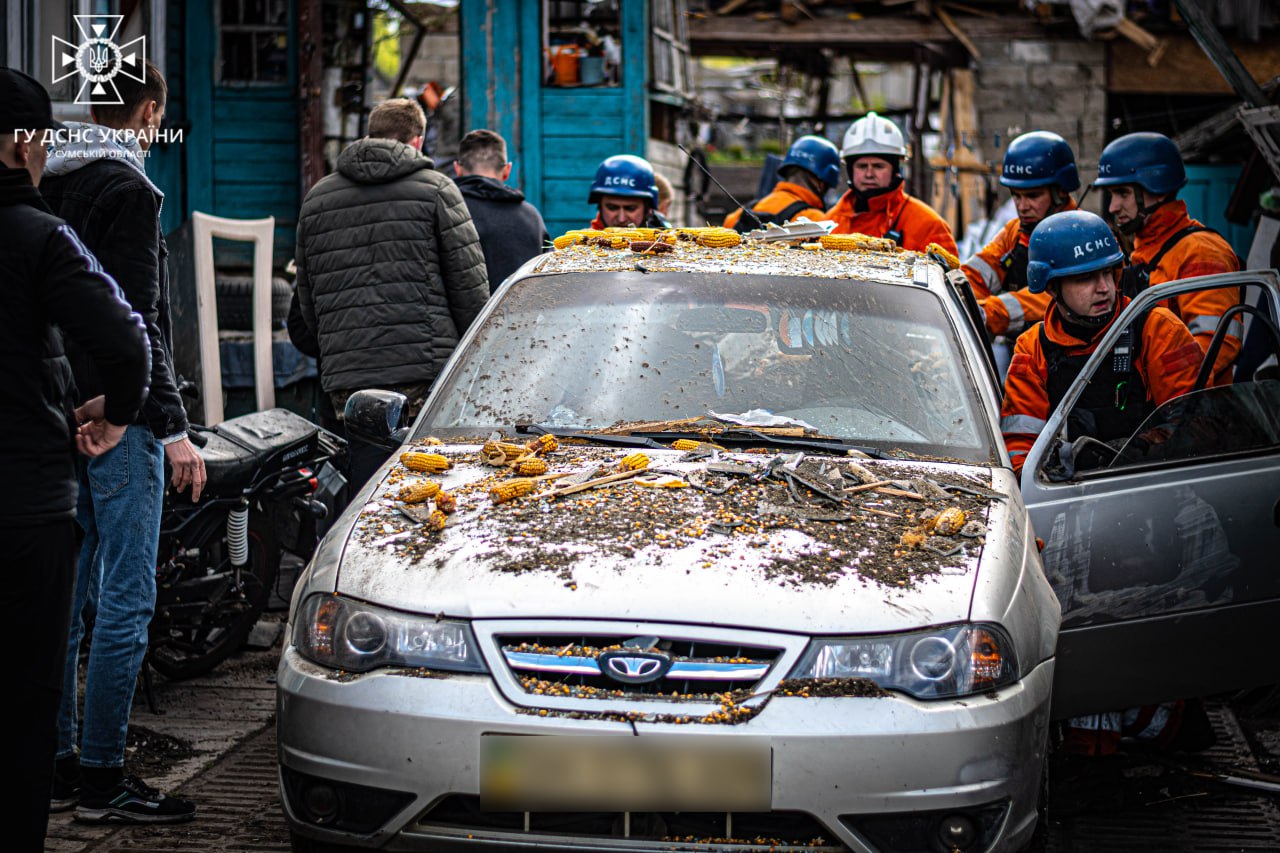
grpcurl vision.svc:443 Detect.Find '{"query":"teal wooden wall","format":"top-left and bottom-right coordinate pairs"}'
top-left (1184, 164), bottom-right (1254, 261)
top-left (463, 0), bottom-right (649, 238)
top-left (181, 0), bottom-right (300, 266)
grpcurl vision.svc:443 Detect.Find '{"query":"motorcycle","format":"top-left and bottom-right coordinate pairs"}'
top-left (145, 408), bottom-right (346, 683)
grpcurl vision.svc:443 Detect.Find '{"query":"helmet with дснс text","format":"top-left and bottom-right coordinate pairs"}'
top-left (1026, 210), bottom-right (1124, 295)
top-left (587, 154), bottom-right (659, 206)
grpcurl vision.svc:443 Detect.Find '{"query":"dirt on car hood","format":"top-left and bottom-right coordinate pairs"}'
top-left (336, 441), bottom-right (1005, 635)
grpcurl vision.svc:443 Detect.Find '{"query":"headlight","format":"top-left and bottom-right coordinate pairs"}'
top-left (294, 594), bottom-right (488, 674)
top-left (789, 623), bottom-right (1017, 700)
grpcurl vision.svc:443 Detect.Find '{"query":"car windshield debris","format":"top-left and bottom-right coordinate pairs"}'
top-left (417, 266), bottom-right (997, 465)
top-left (352, 440), bottom-right (996, 591)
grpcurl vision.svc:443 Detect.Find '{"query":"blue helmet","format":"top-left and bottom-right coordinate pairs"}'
top-left (1094, 132), bottom-right (1187, 195)
top-left (781, 135), bottom-right (841, 188)
top-left (1000, 131), bottom-right (1080, 192)
top-left (587, 154), bottom-right (659, 206)
top-left (1027, 210), bottom-right (1125, 294)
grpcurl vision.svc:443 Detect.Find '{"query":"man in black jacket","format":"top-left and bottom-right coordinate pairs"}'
top-left (296, 97), bottom-right (488, 488)
top-left (0, 68), bottom-right (150, 851)
top-left (40, 61), bottom-right (200, 824)
top-left (453, 129), bottom-right (548, 291)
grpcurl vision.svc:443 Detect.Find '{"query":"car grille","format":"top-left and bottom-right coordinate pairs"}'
top-left (414, 794), bottom-right (846, 851)
top-left (498, 633), bottom-right (781, 700)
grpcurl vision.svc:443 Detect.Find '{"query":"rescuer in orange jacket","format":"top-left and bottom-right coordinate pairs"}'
top-left (1000, 210), bottom-right (1200, 478)
top-left (824, 112), bottom-right (956, 255)
top-left (586, 154), bottom-right (670, 230)
top-left (962, 132), bottom-right (1079, 338)
top-left (724, 135), bottom-right (839, 232)
top-left (1096, 132), bottom-right (1242, 386)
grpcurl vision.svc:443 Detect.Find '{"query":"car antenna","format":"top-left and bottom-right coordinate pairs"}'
top-left (678, 143), bottom-right (763, 230)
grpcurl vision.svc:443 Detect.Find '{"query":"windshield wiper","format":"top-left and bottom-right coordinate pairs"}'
top-left (628, 428), bottom-right (893, 459)
top-left (515, 423), bottom-right (667, 449)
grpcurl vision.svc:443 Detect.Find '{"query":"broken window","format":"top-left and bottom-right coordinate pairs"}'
top-left (651, 0), bottom-right (690, 99)
top-left (543, 0), bottom-right (622, 88)
top-left (218, 0), bottom-right (290, 84)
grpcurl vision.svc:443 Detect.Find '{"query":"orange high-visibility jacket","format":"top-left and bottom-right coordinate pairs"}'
top-left (824, 183), bottom-right (957, 255)
top-left (1001, 298), bottom-right (1201, 476)
top-left (963, 199), bottom-right (1077, 337)
top-left (723, 182), bottom-right (827, 231)
top-left (1131, 201), bottom-right (1242, 385)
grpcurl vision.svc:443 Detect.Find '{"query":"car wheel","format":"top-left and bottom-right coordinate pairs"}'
top-left (289, 831), bottom-right (360, 853)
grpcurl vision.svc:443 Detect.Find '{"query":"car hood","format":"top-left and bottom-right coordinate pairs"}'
top-left (333, 444), bottom-right (1003, 635)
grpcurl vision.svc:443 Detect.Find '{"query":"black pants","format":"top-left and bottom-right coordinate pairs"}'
top-left (1, 518), bottom-right (77, 851)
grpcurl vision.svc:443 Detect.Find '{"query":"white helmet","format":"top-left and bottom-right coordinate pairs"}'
top-left (840, 112), bottom-right (908, 160)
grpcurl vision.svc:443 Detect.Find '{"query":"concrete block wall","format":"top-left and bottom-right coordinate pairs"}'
top-left (971, 38), bottom-right (1107, 213)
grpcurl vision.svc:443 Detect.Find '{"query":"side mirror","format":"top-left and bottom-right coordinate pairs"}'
top-left (344, 389), bottom-right (409, 451)
top-left (1043, 434), bottom-right (1117, 482)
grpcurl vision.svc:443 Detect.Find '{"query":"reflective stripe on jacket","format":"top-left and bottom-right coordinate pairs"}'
top-left (824, 183), bottom-right (957, 255)
top-left (964, 200), bottom-right (1076, 337)
top-left (723, 181), bottom-right (827, 231)
top-left (1000, 297), bottom-right (1200, 477)
top-left (1131, 202), bottom-right (1242, 385)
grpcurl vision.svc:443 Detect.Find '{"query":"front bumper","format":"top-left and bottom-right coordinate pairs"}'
top-left (277, 646), bottom-right (1053, 853)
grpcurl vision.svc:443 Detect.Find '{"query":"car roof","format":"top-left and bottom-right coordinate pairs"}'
top-left (525, 227), bottom-right (947, 293)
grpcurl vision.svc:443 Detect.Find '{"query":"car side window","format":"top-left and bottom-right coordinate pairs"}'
top-left (1042, 281), bottom-right (1280, 479)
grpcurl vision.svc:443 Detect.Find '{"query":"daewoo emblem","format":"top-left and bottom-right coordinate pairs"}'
top-left (598, 651), bottom-right (671, 685)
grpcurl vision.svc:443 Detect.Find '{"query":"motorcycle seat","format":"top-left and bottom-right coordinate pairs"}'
top-left (194, 409), bottom-right (321, 495)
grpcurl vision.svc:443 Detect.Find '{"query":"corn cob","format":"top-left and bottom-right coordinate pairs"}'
top-left (525, 434), bottom-right (558, 455)
top-left (434, 491), bottom-right (457, 514)
top-left (427, 510), bottom-right (448, 532)
top-left (629, 239), bottom-right (675, 254)
top-left (618, 452), bottom-right (649, 471)
top-left (400, 451), bottom-right (451, 473)
top-left (396, 481), bottom-right (441, 504)
top-left (422, 436), bottom-right (444, 446)
top-left (818, 233), bottom-right (898, 253)
top-left (588, 234), bottom-right (629, 249)
top-left (925, 243), bottom-right (960, 270)
top-left (931, 507), bottom-right (967, 536)
top-left (516, 458), bottom-right (548, 476)
top-left (482, 439), bottom-right (526, 466)
top-left (670, 439), bottom-right (701, 451)
top-left (490, 478), bottom-right (535, 505)
top-left (695, 228), bottom-right (742, 248)
top-left (553, 233), bottom-right (583, 250)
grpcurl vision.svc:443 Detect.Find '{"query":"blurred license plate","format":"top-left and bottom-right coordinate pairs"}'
top-left (480, 735), bottom-right (771, 811)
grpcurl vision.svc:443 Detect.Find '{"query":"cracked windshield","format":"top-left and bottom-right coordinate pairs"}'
top-left (421, 271), bottom-right (994, 462)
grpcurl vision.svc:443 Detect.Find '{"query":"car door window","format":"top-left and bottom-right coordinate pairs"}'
top-left (1041, 281), bottom-right (1280, 480)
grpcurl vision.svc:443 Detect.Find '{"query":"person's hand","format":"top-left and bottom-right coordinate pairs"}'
top-left (165, 436), bottom-right (207, 502)
top-left (75, 397), bottom-right (127, 457)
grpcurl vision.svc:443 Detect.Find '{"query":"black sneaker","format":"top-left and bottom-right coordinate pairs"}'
top-left (49, 754), bottom-right (80, 812)
top-left (74, 774), bottom-right (196, 824)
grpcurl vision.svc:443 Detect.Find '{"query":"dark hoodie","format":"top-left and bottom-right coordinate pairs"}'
top-left (295, 138), bottom-right (488, 394)
top-left (0, 165), bottom-right (150, 523)
top-left (454, 173), bottom-right (549, 292)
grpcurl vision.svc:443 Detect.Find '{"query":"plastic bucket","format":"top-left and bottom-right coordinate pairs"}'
top-left (579, 56), bottom-right (604, 86)
top-left (548, 45), bottom-right (580, 85)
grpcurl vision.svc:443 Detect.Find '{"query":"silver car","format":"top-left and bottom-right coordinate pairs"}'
top-left (277, 241), bottom-right (1280, 853)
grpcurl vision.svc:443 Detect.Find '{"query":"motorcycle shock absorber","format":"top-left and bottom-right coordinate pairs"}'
top-left (227, 500), bottom-right (249, 568)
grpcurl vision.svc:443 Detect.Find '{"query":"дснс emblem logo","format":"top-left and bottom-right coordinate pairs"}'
top-left (51, 15), bottom-right (147, 106)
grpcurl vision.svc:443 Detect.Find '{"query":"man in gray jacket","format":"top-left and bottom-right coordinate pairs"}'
top-left (295, 98), bottom-right (487, 486)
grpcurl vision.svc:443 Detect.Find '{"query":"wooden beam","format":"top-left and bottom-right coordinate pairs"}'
top-left (688, 13), bottom-right (1051, 52)
top-left (1112, 17), bottom-right (1168, 68)
top-left (935, 6), bottom-right (981, 61)
top-left (1108, 33), bottom-right (1280, 95)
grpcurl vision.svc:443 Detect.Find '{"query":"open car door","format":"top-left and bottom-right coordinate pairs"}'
top-left (1020, 270), bottom-right (1280, 719)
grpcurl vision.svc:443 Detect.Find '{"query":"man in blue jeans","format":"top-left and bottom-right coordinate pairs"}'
top-left (42, 61), bottom-right (203, 823)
